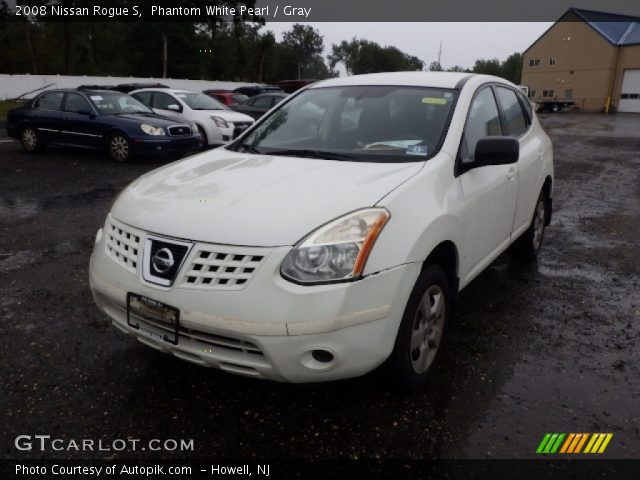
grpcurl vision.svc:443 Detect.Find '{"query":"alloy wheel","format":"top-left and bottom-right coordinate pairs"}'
top-left (22, 128), bottom-right (38, 151)
top-left (410, 285), bottom-right (446, 374)
top-left (110, 135), bottom-right (129, 162)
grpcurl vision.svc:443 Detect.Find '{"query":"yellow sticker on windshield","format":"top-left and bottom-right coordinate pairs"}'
top-left (422, 97), bottom-right (447, 105)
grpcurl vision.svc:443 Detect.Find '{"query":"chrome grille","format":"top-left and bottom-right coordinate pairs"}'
top-left (168, 125), bottom-right (192, 136)
top-left (105, 219), bottom-right (141, 273)
top-left (180, 247), bottom-right (266, 290)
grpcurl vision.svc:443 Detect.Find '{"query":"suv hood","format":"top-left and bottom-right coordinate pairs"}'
top-left (111, 149), bottom-right (423, 246)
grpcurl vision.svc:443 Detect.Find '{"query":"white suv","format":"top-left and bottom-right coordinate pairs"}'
top-left (130, 88), bottom-right (254, 146)
top-left (90, 72), bottom-right (553, 389)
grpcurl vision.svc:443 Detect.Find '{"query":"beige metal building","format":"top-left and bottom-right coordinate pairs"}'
top-left (522, 8), bottom-right (640, 112)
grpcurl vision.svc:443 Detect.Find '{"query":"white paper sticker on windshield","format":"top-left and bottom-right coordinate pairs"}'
top-left (406, 145), bottom-right (428, 156)
top-left (90, 95), bottom-right (103, 101)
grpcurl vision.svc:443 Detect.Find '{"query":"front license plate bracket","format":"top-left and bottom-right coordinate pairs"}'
top-left (126, 292), bottom-right (180, 345)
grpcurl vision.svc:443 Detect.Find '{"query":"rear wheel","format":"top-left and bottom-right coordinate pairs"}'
top-left (21, 127), bottom-right (42, 153)
top-left (385, 265), bottom-right (450, 390)
top-left (109, 133), bottom-right (131, 162)
top-left (512, 190), bottom-right (547, 261)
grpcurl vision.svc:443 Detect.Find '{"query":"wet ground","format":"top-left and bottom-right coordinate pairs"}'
top-left (1, 113), bottom-right (639, 461)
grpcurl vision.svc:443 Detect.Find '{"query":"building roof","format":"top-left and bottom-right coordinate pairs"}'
top-left (569, 8), bottom-right (640, 46)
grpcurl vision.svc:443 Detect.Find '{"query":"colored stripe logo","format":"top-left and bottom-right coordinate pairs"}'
top-left (537, 433), bottom-right (613, 454)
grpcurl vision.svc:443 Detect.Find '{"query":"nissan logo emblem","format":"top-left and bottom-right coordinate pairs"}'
top-left (151, 248), bottom-right (174, 274)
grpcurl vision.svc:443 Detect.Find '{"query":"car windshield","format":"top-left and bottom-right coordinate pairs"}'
top-left (89, 91), bottom-right (152, 115)
top-left (176, 92), bottom-right (228, 110)
top-left (234, 85), bottom-right (457, 162)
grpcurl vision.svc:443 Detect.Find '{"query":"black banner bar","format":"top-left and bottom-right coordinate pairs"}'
top-left (2, 0), bottom-right (640, 22)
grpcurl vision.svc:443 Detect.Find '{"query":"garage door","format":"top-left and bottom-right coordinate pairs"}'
top-left (619, 69), bottom-right (640, 113)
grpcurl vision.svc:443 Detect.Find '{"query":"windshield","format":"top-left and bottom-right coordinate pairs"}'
top-left (234, 85), bottom-right (457, 162)
top-left (176, 92), bottom-right (228, 110)
top-left (89, 92), bottom-right (152, 115)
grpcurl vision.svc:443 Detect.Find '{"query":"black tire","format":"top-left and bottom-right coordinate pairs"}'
top-left (20, 126), bottom-right (42, 153)
top-left (108, 133), bottom-right (131, 162)
top-left (511, 190), bottom-right (547, 262)
top-left (385, 264), bottom-right (450, 391)
top-left (197, 126), bottom-right (208, 150)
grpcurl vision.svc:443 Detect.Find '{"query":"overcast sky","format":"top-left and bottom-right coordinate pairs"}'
top-left (264, 22), bottom-right (554, 72)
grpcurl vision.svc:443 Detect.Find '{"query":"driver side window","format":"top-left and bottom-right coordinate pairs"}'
top-left (152, 92), bottom-right (177, 110)
top-left (463, 88), bottom-right (502, 160)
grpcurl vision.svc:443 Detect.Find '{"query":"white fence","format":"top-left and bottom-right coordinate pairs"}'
top-left (0, 74), bottom-right (253, 100)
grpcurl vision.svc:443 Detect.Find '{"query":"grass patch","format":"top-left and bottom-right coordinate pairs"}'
top-left (0, 100), bottom-right (22, 121)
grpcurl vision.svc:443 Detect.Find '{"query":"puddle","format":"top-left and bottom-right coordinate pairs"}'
top-left (0, 250), bottom-right (43, 273)
top-left (0, 198), bottom-right (39, 220)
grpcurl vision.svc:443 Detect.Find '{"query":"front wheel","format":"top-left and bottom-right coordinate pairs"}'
top-left (108, 133), bottom-right (131, 162)
top-left (385, 264), bottom-right (450, 390)
top-left (21, 127), bottom-right (42, 153)
top-left (511, 191), bottom-right (547, 262)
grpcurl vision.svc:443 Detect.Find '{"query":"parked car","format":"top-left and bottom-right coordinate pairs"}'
top-left (230, 92), bottom-right (288, 120)
top-left (204, 91), bottom-right (249, 107)
top-left (90, 72), bottom-right (553, 388)
top-left (277, 79), bottom-right (318, 93)
top-left (78, 83), bottom-right (170, 93)
top-left (130, 88), bottom-right (254, 147)
top-left (5, 89), bottom-right (200, 162)
top-left (233, 85), bottom-right (283, 97)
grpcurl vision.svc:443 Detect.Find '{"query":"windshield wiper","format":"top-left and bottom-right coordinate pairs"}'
top-left (265, 149), bottom-right (358, 161)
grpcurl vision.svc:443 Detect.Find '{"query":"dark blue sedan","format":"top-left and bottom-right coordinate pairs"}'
top-left (5, 89), bottom-right (201, 162)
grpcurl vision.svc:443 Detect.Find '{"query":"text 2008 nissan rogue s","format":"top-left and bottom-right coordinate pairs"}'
top-left (90, 72), bottom-right (553, 389)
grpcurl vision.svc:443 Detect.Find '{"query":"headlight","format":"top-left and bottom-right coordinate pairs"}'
top-left (211, 116), bottom-right (229, 128)
top-left (281, 208), bottom-right (390, 284)
top-left (140, 124), bottom-right (165, 136)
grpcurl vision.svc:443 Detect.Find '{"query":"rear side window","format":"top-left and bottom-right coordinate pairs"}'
top-left (517, 91), bottom-right (533, 122)
top-left (495, 87), bottom-right (528, 136)
top-left (463, 87), bottom-right (502, 159)
top-left (35, 92), bottom-right (64, 111)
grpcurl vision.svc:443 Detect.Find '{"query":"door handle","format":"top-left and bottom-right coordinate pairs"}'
top-left (507, 166), bottom-right (518, 181)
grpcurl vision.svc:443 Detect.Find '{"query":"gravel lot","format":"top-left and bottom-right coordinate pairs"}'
top-left (1, 113), bottom-right (639, 460)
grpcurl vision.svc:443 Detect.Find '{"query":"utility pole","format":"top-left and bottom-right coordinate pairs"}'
top-left (438, 41), bottom-right (442, 66)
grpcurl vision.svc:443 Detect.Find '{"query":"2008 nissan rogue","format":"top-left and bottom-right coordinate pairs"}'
top-left (89, 72), bottom-right (554, 389)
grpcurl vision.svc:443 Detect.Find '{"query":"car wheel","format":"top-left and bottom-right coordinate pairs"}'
top-left (109, 133), bottom-right (131, 162)
top-left (197, 126), bottom-right (208, 149)
top-left (385, 264), bottom-right (450, 390)
top-left (512, 190), bottom-right (547, 262)
top-left (21, 127), bottom-right (42, 153)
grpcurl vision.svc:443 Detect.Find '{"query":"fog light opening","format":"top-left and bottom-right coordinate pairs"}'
top-left (311, 349), bottom-right (334, 364)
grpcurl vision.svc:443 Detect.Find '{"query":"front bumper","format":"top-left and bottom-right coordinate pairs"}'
top-left (89, 216), bottom-right (420, 382)
top-left (130, 135), bottom-right (200, 155)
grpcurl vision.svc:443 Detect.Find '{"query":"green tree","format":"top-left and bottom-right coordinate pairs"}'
top-left (500, 52), bottom-right (523, 84)
top-left (280, 24), bottom-right (330, 79)
top-left (329, 38), bottom-right (423, 75)
top-left (429, 61), bottom-right (443, 71)
top-left (472, 58), bottom-right (502, 76)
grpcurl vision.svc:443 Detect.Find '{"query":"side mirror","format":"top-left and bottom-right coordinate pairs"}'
top-left (167, 104), bottom-right (181, 112)
top-left (474, 136), bottom-right (519, 167)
